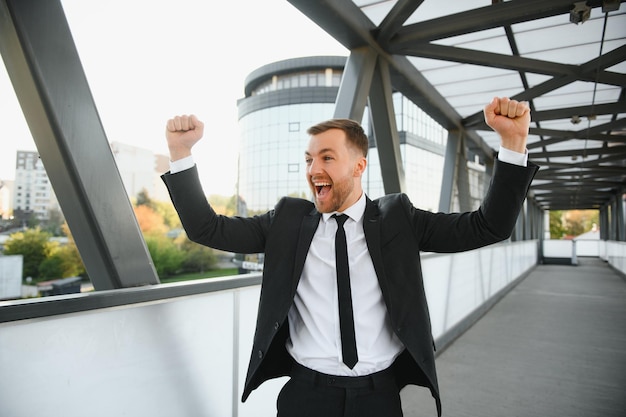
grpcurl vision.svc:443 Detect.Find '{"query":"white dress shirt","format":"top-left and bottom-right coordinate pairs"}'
top-left (169, 147), bottom-right (528, 376)
top-left (286, 192), bottom-right (405, 376)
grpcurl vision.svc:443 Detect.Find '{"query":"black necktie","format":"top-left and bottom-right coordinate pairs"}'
top-left (333, 214), bottom-right (358, 369)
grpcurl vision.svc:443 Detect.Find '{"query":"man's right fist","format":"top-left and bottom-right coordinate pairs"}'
top-left (165, 114), bottom-right (204, 161)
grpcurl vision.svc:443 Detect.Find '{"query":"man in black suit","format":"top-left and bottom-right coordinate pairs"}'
top-left (162, 97), bottom-right (537, 417)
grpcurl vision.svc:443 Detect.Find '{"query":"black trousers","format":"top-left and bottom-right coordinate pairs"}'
top-left (277, 363), bottom-right (403, 417)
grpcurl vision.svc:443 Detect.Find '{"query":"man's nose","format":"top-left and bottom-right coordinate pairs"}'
top-left (307, 159), bottom-right (320, 175)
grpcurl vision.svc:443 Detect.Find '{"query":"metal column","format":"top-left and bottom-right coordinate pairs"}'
top-left (616, 189), bottom-right (625, 241)
top-left (368, 57), bottom-right (405, 194)
top-left (599, 204), bottom-right (609, 241)
top-left (439, 131), bottom-right (471, 212)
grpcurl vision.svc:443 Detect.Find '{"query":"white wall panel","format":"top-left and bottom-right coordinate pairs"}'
top-left (543, 239), bottom-right (574, 258)
top-left (0, 292), bottom-right (235, 417)
top-left (422, 241), bottom-right (537, 340)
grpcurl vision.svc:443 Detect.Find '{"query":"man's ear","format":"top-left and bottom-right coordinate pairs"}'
top-left (353, 156), bottom-right (367, 177)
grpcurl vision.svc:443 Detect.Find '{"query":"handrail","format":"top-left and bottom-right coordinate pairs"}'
top-left (0, 273), bottom-right (262, 323)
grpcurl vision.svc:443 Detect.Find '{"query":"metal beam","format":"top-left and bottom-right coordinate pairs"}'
top-left (530, 102), bottom-right (626, 123)
top-left (529, 145), bottom-right (626, 159)
top-left (439, 131), bottom-right (471, 212)
top-left (288, 0), bottom-right (375, 50)
top-left (368, 57), bottom-right (405, 194)
top-left (391, 0), bottom-right (606, 45)
top-left (333, 47), bottom-right (377, 122)
top-left (526, 132), bottom-right (626, 150)
top-left (375, 0), bottom-right (423, 44)
top-left (0, 0), bottom-right (159, 289)
top-left (455, 135), bottom-right (471, 213)
top-left (392, 43), bottom-right (626, 87)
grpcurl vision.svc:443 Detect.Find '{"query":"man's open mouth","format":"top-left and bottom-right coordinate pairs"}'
top-left (314, 182), bottom-right (331, 197)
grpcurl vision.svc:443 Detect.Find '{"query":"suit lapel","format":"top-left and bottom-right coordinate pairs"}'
top-left (291, 208), bottom-right (321, 294)
top-left (363, 198), bottom-right (391, 301)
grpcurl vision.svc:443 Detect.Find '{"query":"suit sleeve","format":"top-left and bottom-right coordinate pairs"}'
top-left (161, 166), bottom-right (271, 254)
top-left (410, 159), bottom-right (538, 253)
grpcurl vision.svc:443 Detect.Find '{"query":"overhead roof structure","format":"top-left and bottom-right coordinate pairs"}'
top-left (289, 0), bottom-right (626, 211)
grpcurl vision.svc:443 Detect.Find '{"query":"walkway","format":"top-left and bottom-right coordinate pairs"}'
top-left (401, 258), bottom-right (626, 417)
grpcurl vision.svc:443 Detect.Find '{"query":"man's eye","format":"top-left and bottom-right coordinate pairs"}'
top-left (324, 156), bottom-right (333, 161)
top-left (305, 159), bottom-right (312, 164)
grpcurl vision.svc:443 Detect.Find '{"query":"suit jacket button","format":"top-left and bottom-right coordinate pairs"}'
top-left (274, 321), bottom-right (280, 330)
top-left (258, 350), bottom-right (263, 359)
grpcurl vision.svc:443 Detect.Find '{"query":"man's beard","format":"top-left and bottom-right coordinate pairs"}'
top-left (312, 175), bottom-right (354, 213)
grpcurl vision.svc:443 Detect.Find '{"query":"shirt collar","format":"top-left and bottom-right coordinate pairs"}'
top-left (321, 192), bottom-right (366, 224)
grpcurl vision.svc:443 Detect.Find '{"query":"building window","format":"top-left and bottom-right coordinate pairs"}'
top-left (288, 122), bottom-right (300, 132)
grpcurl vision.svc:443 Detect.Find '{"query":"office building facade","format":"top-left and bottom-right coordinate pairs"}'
top-left (13, 151), bottom-right (58, 221)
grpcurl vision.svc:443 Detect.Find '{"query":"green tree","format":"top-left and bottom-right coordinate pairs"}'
top-left (38, 244), bottom-right (85, 279)
top-left (136, 188), bottom-right (154, 208)
top-left (179, 239), bottom-right (217, 273)
top-left (38, 252), bottom-right (65, 279)
top-left (564, 210), bottom-right (599, 237)
top-left (550, 209), bottom-right (600, 238)
top-left (60, 223), bottom-right (87, 278)
top-left (549, 210), bottom-right (565, 238)
top-left (4, 227), bottom-right (55, 281)
top-left (145, 234), bottom-right (184, 277)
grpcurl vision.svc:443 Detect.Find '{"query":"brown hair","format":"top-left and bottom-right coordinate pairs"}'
top-left (307, 118), bottom-right (369, 157)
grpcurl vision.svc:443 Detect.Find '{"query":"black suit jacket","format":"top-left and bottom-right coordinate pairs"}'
top-left (162, 159), bottom-right (537, 416)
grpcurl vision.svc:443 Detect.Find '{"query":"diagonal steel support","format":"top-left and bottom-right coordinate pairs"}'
top-left (333, 47), bottom-right (377, 122)
top-left (0, 0), bottom-right (159, 289)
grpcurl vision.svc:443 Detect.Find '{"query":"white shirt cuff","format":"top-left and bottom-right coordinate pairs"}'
top-left (498, 146), bottom-right (528, 167)
top-left (169, 155), bottom-right (195, 174)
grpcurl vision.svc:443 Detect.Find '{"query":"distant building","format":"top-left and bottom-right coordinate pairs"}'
top-left (9, 144), bottom-right (169, 225)
top-left (153, 154), bottom-right (171, 201)
top-left (13, 151), bottom-right (58, 221)
top-left (110, 142), bottom-right (170, 202)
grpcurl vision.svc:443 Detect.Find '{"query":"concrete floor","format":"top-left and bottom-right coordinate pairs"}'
top-left (401, 258), bottom-right (626, 417)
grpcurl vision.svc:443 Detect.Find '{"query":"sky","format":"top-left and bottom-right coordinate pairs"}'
top-left (0, 0), bottom-right (348, 196)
